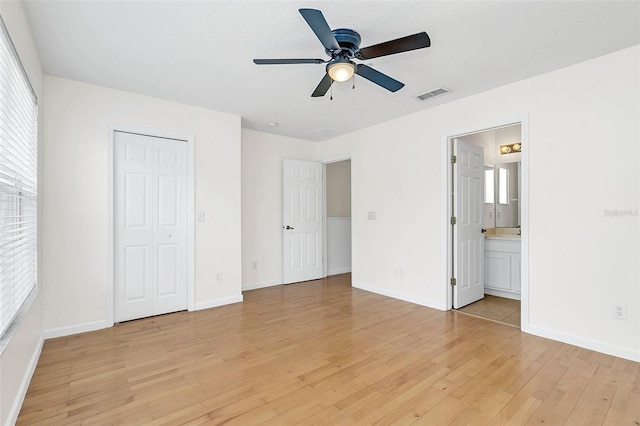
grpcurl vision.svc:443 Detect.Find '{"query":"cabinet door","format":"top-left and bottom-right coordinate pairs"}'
top-left (485, 252), bottom-right (511, 291)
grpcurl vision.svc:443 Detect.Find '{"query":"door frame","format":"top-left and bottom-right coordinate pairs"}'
top-left (106, 122), bottom-right (195, 326)
top-left (442, 116), bottom-right (529, 328)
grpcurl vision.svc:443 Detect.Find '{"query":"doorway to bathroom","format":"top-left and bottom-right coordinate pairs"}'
top-left (445, 120), bottom-right (528, 328)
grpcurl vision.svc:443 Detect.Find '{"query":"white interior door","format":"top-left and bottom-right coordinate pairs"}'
top-left (114, 131), bottom-right (188, 322)
top-left (453, 139), bottom-right (485, 308)
top-left (283, 159), bottom-right (323, 284)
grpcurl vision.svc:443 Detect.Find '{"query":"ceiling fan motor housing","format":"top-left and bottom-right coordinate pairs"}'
top-left (327, 28), bottom-right (361, 58)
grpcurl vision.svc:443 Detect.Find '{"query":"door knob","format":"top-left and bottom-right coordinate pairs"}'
top-left (481, 229), bottom-right (487, 233)
top-left (167, 233), bottom-right (172, 238)
top-left (284, 225), bottom-right (294, 230)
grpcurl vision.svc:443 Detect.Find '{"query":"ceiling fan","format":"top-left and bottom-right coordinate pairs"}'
top-left (253, 8), bottom-right (431, 97)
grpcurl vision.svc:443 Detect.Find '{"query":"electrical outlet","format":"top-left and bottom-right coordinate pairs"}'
top-left (251, 261), bottom-right (258, 270)
top-left (612, 304), bottom-right (627, 320)
top-left (215, 272), bottom-right (223, 282)
top-left (393, 268), bottom-right (403, 277)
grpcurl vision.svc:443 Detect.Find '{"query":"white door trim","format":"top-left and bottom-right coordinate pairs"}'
top-left (441, 116), bottom-right (529, 329)
top-left (106, 122), bottom-right (195, 327)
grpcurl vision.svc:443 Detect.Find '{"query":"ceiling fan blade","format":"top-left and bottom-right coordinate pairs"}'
top-left (357, 32), bottom-right (431, 60)
top-left (311, 73), bottom-right (333, 97)
top-left (355, 64), bottom-right (404, 92)
top-left (299, 8), bottom-right (340, 51)
top-left (253, 58), bottom-right (325, 65)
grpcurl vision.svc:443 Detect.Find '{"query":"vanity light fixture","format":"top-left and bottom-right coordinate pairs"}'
top-left (500, 143), bottom-right (522, 155)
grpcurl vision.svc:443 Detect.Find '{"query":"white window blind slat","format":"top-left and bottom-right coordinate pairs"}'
top-left (0, 14), bottom-right (38, 338)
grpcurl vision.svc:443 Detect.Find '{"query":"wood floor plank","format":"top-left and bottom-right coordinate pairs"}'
top-left (17, 274), bottom-right (640, 425)
top-left (602, 361), bottom-right (640, 425)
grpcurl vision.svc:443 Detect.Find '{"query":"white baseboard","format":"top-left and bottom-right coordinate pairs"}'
top-left (7, 334), bottom-right (44, 426)
top-left (523, 324), bottom-right (639, 362)
top-left (44, 319), bottom-right (108, 340)
top-left (43, 296), bottom-right (245, 339)
top-left (484, 288), bottom-right (521, 300)
top-left (193, 294), bottom-right (243, 311)
top-left (352, 281), bottom-right (446, 311)
top-left (242, 279), bottom-right (283, 291)
top-left (328, 267), bottom-right (351, 276)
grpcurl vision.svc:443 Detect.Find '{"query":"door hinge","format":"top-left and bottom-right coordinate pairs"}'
top-left (450, 216), bottom-right (457, 225)
top-left (450, 277), bottom-right (457, 286)
top-left (450, 155), bottom-right (457, 164)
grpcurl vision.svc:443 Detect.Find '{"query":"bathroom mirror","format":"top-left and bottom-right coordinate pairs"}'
top-left (484, 161), bottom-right (520, 228)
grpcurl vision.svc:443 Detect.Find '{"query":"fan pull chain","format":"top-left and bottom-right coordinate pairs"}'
top-left (352, 74), bottom-right (355, 90)
top-left (330, 84), bottom-right (333, 101)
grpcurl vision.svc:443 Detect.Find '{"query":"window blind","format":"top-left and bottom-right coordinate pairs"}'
top-left (0, 15), bottom-right (38, 338)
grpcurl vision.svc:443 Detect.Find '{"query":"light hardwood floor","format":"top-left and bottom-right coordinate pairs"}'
top-left (457, 295), bottom-right (521, 327)
top-left (19, 274), bottom-right (640, 425)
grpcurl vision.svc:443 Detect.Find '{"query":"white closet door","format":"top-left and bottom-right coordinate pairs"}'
top-left (114, 132), bottom-right (188, 322)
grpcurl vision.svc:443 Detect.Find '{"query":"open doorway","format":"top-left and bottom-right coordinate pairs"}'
top-left (446, 121), bottom-right (527, 328)
top-left (325, 159), bottom-right (352, 277)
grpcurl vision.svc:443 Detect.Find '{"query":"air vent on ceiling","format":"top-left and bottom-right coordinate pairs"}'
top-left (311, 127), bottom-right (343, 138)
top-left (416, 87), bottom-right (449, 101)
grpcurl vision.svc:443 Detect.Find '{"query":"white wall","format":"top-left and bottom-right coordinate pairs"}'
top-left (327, 218), bottom-right (352, 276)
top-left (0, 1), bottom-right (44, 424)
top-left (42, 76), bottom-right (242, 334)
top-left (241, 129), bottom-right (317, 290)
top-left (316, 46), bottom-right (639, 361)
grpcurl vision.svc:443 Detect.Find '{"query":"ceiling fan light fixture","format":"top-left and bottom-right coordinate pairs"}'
top-left (327, 59), bottom-right (355, 82)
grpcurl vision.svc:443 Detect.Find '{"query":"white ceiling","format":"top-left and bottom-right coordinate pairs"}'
top-left (22, 0), bottom-right (640, 142)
